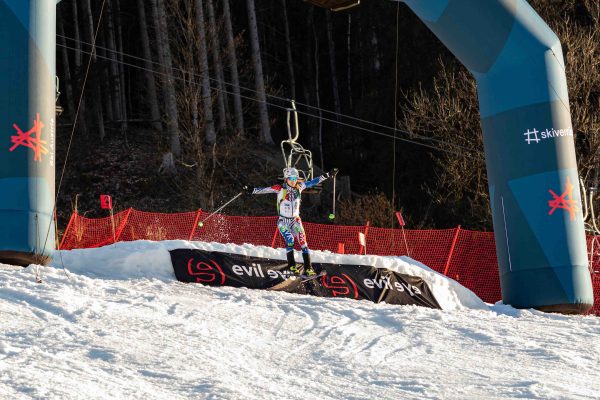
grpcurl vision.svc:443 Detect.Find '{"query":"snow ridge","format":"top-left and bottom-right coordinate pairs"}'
top-left (0, 240), bottom-right (598, 399)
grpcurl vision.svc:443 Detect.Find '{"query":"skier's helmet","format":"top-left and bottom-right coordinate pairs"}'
top-left (283, 167), bottom-right (299, 180)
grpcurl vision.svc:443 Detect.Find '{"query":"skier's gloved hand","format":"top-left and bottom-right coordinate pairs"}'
top-left (324, 168), bottom-right (339, 179)
top-left (242, 185), bottom-right (253, 195)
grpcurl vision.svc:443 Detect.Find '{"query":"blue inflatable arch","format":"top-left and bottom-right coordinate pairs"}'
top-left (0, 0), bottom-right (593, 313)
top-left (397, 0), bottom-right (593, 313)
top-left (0, 0), bottom-right (58, 266)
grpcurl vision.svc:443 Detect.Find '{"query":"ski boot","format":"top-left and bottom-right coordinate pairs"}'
top-left (287, 251), bottom-right (302, 275)
top-left (290, 264), bottom-right (303, 275)
top-left (302, 252), bottom-right (319, 276)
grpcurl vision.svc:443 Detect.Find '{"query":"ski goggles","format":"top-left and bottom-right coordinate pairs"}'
top-left (287, 176), bottom-right (298, 181)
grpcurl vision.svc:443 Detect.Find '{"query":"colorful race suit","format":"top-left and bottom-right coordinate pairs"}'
top-left (251, 175), bottom-right (329, 254)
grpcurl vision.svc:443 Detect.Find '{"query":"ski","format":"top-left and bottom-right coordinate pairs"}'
top-left (267, 271), bottom-right (326, 291)
top-left (296, 272), bottom-right (326, 283)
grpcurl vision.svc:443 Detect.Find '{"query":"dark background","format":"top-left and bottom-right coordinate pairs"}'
top-left (54, 0), bottom-right (600, 232)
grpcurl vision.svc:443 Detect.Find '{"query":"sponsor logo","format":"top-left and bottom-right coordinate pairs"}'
top-left (170, 250), bottom-right (440, 309)
top-left (523, 127), bottom-right (573, 145)
top-left (322, 274), bottom-right (359, 299)
top-left (9, 113), bottom-right (49, 162)
top-left (231, 263), bottom-right (295, 280)
top-left (187, 258), bottom-right (226, 284)
top-left (363, 276), bottom-right (422, 296)
top-left (548, 176), bottom-right (579, 221)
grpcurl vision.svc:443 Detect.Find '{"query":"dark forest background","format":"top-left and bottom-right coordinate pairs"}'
top-left (54, 0), bottom-right (600, 232)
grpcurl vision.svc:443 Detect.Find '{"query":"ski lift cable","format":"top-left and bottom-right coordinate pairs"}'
top-left (58, 33), bottom-right (459, 147)
top-left (45, 0), bottom-right (109, 273)
top-left (56, 41), bottom-right (473, 157)
top-left (58, 34), bottom-right (481, 156)
top-left (56, 41), bottom-right (478, 157)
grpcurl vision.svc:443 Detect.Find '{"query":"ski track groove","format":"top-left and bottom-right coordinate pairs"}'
top-left (1, 264), bottom-right (599, 399)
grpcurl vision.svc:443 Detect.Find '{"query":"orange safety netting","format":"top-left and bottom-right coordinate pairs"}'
top-left (59, 209), bottom-right (600, 316)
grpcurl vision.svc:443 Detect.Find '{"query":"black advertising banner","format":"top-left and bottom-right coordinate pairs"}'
top-left (314, 263), bottom-right (440, 309)
top-left (170, 249), bottom-right (294, 289)
top-left (169, 249), bottom-right (440, 309)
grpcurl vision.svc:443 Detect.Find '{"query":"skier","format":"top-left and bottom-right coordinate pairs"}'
top-left (243, 167), bottom-right (338, 276)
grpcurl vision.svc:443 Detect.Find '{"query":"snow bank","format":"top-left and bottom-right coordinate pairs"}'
top-left (50, 240), bottom-right (487, 311)
top-left (0, 241), bottom-right (598, 399)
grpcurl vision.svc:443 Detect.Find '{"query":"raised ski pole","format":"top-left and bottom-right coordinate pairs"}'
top-left (328, 172), bottom-right (337, 220)
top-left (198, 192), bottom-right (243, 228)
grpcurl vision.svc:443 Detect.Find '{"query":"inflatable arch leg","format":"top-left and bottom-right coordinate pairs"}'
top-left (399, 0), bottom-right (594, 313)
top-left (0, 0), bottom-right (59, 266)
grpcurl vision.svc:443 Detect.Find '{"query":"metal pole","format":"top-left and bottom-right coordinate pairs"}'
top-left (198, 192), bottom-right (243, 227)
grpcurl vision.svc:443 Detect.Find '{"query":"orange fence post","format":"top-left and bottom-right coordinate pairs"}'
top-left (189, 209), bottom-right (202, 241)
top-left (396, 211), bottom-right (411, 257)
top-left (110, 208), bottom-right (116, 243)
top-left (58, 212), bottom-right (77, 250)
top-left (443, 225), bottom-right (461, 276)
top-left (338, 243), bottom-right (345, 254)
top-left (115, 208), bottom-right (133, 242)
top-left (271, 226), bottom-right (279, 248)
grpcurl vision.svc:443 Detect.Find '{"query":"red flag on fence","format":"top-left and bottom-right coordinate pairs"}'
top-left (100, 194), bottom-right (113, 210)
top-left (395, 211), bottom-right (405, 227)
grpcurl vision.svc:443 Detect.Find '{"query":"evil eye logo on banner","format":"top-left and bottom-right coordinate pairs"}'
top-left (187, 258), bottom-right (226, 285)
top-left (322, 274), bottom-right (359, 299)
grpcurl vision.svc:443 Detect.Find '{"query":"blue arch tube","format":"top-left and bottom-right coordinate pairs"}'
top-left (0, 0), bottom-right (58, 265)
top-left (400, 0), bottom-right (593, 312)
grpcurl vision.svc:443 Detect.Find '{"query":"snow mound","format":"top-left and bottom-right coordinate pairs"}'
top-left (50, 240), bottom-right (487, 311)
top-left (0, 241), bottom-right (598, 399)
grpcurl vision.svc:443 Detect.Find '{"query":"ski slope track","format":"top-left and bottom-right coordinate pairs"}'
top-left (1, 240), bottom-right (599, 399)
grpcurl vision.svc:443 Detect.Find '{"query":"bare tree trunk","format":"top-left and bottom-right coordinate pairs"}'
top-left (136, 0), bottom-right (162, 133)
top-left (313, 21), bottom-right (324, 168)
top-left (57, 9), bottom-right (76, 121)
top-left (281, 0), bottom-right (296, 99)
top-left (371, 25), bottom-right (382, 72)
top-left (302, 7), bottom-right (314, 147)
top-left (326, 10), bottom-right (342, 129)
top-left (78, 0), bottom-right (97, 137)
top-left (358, 18), bottom-right (364, 100)
top-left (70, 0), bottom-right (82, 72)
top-left (114, 0), bottom-right (128, 133)
top-left (246, 0), bottom-right (272, 144)
top-left (93, 83), bottom-right (106, 141)
top-left (206, 0), bottom-right (229, 132)
top-left (189, 72), bottom-right (200, 132)
top-left (194, 0), bottom-right (217, 144)
top-left (105, 0), bottom-right (124, 127)
top-left (151, 0), bottom-right (182, 170)
top-left (346, 13), bottom-right (353, 111)
top-left (98, 30), bottom-right (114, 122)
top-left (222, 0), bottom-right (244, 136)
top-left (81, 0), bottom-right (96, 62)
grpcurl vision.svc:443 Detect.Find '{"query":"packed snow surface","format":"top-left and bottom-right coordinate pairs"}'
top-left (1, 240), bottom-right (599, 399)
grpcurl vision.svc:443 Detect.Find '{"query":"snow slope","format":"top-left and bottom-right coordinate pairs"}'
top-left (1, 240), bottom-right (599, 399)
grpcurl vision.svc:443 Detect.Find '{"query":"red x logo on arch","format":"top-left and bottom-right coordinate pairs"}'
top-left (9, 113), bottom-right (48, 162)
top-left (548, 176), bottom-right (579, 221)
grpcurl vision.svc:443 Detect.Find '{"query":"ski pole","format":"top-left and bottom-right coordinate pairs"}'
top-left (328, 174), bottom-right (337, 220)
top-left (198, 192), bottom-right (243, 228)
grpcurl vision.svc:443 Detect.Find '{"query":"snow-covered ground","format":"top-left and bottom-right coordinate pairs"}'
top-left (1, 240), bottom-right (599, 399)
